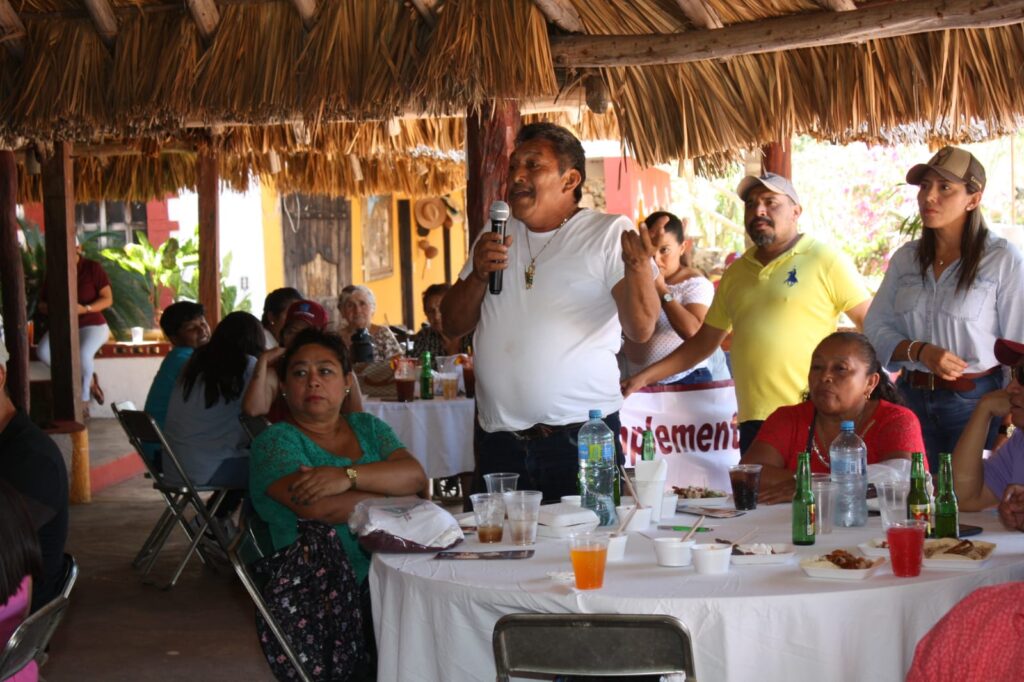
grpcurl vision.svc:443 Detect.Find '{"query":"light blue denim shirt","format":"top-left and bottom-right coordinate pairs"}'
top-left (865, 231), bottom-right (1024, 373)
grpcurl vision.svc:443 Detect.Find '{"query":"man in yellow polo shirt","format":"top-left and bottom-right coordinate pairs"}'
top-left (622, 173), bottom-right (871, 452)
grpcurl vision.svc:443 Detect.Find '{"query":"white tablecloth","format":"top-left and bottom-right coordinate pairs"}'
top-left (363, 398), bottom-right (475, 479)
top-left (370, 504), bottom-right (1024, 682)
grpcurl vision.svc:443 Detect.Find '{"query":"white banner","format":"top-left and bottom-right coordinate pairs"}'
top-left (619, 381), bottom-right (741, 492)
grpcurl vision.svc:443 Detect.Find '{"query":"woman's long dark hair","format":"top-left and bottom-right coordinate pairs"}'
top-left (821, 331), bottom-right (903, 405)
top-left (180, 311), bottom-right (265, 408)
top-left (0, 480), bottom-right (42, 604)
top-left (917, 198), bottom-right (988, 293)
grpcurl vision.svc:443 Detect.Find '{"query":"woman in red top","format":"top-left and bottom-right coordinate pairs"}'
top-left (743, 331), bottom-right (925, 503)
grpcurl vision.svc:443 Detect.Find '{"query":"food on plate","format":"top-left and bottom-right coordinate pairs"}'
top-left (806, 549), bottom-right (875, 570)
top-left (923, 538), bottom-right (995, 561)
top-left (869, 538), bottom-right (889, 549)
top-left (731, 542), bottom-right (775, 556)
top-left (673, 485), bottom-right (727, 499)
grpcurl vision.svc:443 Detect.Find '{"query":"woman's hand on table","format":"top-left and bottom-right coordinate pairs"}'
top-left (918, 344), bottom-right (968, 381)
top-left (758, 478), bottom-right (795, 505)
top-left (289, 465), bottom-right (352, 505)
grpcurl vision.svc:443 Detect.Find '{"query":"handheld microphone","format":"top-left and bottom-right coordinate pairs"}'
top-left (488, 200), bottom-right (510, 295)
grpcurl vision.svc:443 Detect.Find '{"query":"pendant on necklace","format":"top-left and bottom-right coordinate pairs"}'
top-left (525, 262), bottom-right (536, 289)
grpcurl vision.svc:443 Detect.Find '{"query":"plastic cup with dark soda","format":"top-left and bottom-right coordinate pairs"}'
top-left (729, 464), bottom-right (762, 511)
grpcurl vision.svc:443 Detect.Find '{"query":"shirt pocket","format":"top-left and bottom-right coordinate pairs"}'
top-left (893, 274), bottom-right (924, 314)
top-left (940, 277), bottom-right (995, 322)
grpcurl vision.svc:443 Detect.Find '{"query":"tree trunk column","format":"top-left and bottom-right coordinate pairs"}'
top-left (466, 101), bottom-right (521, 244)
top-left (0, 150), bottom-right (29, 411)
top-left (761, 140), bottom-right (792, 179)
top-left (197, 149), bottom-right (221, 325)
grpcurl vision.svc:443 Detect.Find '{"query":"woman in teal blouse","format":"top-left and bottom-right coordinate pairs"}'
top-left (250, 329), bottom-right (426, 583)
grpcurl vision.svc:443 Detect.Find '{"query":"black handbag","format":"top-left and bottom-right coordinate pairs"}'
top-left (254, 520), bottom-right (366, 681)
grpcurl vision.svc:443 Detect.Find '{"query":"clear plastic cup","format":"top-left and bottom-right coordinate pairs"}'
top-left (877, 480), bottom-right (910, 530)
top-left (568, 531), bottom-right (609, 589)
top-left (484, 472), bottom-right (519, 494)
top-left (812, 479), bottom-right (837, 535)
top-left (469, 493), bottom-right (505, 543)
top-left (502, 491), bottom-right (542, 545)
top-left (729, 464), bottom-right (762, 510)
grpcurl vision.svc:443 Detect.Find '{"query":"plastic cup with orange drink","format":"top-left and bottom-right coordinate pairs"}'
top-left (568, 531), bottom-right (610, 590)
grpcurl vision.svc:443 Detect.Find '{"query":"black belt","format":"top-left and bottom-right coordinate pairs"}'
top-left (510, 421), bottom-right (586, 441)
top-left (904, 367), bottom-right (1000, 392)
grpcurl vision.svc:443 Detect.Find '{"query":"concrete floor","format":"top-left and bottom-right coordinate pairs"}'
top-left (42, 475), bottom-right (276, 682)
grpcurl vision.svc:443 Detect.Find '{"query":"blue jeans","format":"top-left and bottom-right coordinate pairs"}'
top-left (898, 372), bottom-right (1004, 472)
top-left (475, 412), bottom-right (624, 503)
top-left (665, 367), bottom-right (713, 386)
top-left (37, 323), bottom-right (110, 396)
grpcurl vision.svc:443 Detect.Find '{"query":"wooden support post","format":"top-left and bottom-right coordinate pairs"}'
top-left (465, 101), bottom-right (521, 244)
top-left (197, 150), bottom-right (221, 325)
top-left (762, 141), bottom-right (792, 180)
top-left (0, 150), bottom-right (29, 411)
top-left (397, 200), bottom-right (415, 331)
top-left (41, 141), bottom-right (83, 425)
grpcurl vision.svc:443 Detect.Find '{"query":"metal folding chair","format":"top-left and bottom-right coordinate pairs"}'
top-left (492, 613), bottom-right (697, 681)
top-left (0, 553), bottom-right (78, 680)
top-left (239, 414), bottom-right (271, 442)
top-left (229, 507), bottom-right (313, 682)
top-left (112, 403), bottom-right (241, 589)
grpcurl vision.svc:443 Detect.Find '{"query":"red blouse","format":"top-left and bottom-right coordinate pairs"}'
top-left (754, 400), bottom-right (925, 474)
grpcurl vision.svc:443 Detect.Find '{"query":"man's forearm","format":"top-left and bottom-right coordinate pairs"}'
top-left (642, 323), bottom-right (723, 383)
top-left (953, 405), bottom-right (996, 509)
top-left (441, 276), bottom-right (487, 339)
top-left (617, 268), bottom-right (660, 343)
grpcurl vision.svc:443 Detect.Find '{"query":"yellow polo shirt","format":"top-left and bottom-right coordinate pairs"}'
top-left (705, 235), bottom-right (869, 422)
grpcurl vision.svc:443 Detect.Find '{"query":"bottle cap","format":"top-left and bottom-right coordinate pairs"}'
top-left (588, 409), bottom-right (602, 419)
top-left (840, 420), bottom-right (854, 431)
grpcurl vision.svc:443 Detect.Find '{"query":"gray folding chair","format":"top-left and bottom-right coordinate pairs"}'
top-left (0, 553), bottom-right (78, 680)
top-left (492, 613), bottom-right (697, 681)
top-left (240, 414), bottom-right (272, 442)
top-left (113, 404), bottom-right (240, 589)
top-left (228, 508), bottom-right (313, 682)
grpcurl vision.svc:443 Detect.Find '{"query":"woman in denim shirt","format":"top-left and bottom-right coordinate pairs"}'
top-left (865, 147), bottom-right (1024, 471)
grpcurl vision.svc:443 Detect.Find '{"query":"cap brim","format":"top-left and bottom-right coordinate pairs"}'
top-left (906, 163), bottom-right (967, 187)
top-left (995, 338), bottom-right (1024, 366)
top-left (736, 175), bottom-right (799, 204)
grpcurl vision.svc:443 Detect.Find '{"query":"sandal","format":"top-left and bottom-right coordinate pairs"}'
top-left (90, 373), bottom-right (105, 405)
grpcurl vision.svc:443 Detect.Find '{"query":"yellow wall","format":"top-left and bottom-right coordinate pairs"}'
top-left (262, 187), bottom-right (468, 333)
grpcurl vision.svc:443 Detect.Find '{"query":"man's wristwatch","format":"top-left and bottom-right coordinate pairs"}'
top-left (345, 467), bottom-right (358, 489)
top-left (660, 292), bottom-right (673, 305)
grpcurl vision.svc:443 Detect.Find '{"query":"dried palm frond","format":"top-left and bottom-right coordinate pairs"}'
top-left (16, 152), bottom-right (196, 203)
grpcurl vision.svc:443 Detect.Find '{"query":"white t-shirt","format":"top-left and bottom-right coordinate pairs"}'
top-left (624, 275), bottom-right (714, 383)
top-left (461, 209), bottom-right (635, 432)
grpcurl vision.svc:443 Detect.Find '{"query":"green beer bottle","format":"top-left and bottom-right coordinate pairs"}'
top-left (419, 351), bottom-right (433, 401)
top-left (792, 451), bottom-right (816, 546)
top-left (907, 452), bottom-right (931, 537)
top-left (934, 452), bottom-right (959, 539)
top-left (642, 429), bottom-right (656, 461)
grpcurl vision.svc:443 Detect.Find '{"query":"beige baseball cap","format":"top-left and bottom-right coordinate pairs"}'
top-left (906, 146), bottom-right (986, 193)
top-left (736, 172), bottom-right (801, 206)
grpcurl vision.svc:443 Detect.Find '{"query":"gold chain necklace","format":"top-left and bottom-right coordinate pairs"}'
top-left (524, 210), bottom-right (577, 290)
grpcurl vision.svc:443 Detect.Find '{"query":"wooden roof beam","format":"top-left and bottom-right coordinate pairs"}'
top-left (551, 0), bottom-right (1024, 68)
top-left (0, 0), bottom-right (25, 59)
top-left (186, 0), bottom-right (220, 42)
top-left (83, 0), bottom-right (118, 47)
top-left (532, 0), bottom-right (584, 33)
top-left (674, 0), bottom-right (722, 30)
top-left (816, 0), bottom-right (858, 10)
top-left (290, 0), bottom-right (317, 30)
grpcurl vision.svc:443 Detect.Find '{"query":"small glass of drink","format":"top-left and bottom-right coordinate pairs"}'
top-left (469, 493), bottom-right (505, 543)
top-left (394, 358), bottom-right (417, 402)
top-left (887, 519), bottom-right (927, 577)
top-left (811, 478), bottom-right (837, 535)
top-left (876, 480), bottom-right (910, 530)
top-left (502, 491), bottom-right (542, 545)
top-left (728, 464), bottom-right (763, 511)
top-left (568, 532), bottom-right (609, 589)
top-left (483, 472), bottom-right (519, 494)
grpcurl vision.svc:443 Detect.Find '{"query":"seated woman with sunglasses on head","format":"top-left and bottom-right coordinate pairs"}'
top-left (952, 338), bottom-right (1024, 512)
top-left (742, 332), bottom-right (925, 504)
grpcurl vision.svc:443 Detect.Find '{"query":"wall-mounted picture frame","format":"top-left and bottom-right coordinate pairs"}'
top-left (362, 195), bottom-right (393, 281)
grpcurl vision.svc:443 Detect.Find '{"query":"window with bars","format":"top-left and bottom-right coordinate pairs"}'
top-left (75, 201), bottom-right (148, 247)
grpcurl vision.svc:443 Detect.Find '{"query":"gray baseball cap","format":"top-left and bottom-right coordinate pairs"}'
top-left (736, 172), bottom-right (801, 206)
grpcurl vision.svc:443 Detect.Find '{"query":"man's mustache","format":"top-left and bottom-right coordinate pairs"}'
top-left (747, 217), bottom-right (775, 231)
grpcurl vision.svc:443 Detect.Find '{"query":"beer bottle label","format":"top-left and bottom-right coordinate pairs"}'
top-left (909, 503), bottom-right (931, 535)
top-left (807, 503), bottom-right (816, 536)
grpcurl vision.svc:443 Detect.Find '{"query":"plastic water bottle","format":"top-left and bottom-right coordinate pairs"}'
top-left (830, 421), bottom-right (867, 527)
top-left (577, 410), bottom-right (618, 527)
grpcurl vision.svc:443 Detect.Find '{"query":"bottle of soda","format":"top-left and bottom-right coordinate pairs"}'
top-left (419, 351), bottom-right (433, 401)
top-left (792, 451), bottom-right (816, 546)
top-left (934, 452), bottom-right (959, 539)
top-left (830, 421), bottom-right (867, 527)
top-left (907, 452), bottom-right (931, 536)
top-left (577, 410), bottom-right (618, 526)
top-left (641, 428), bottom-right (656, 461)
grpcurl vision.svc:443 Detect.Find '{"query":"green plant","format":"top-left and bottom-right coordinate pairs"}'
top-left (176, 249), bottom-right (252, 314)
top-left (99, 233), bottom-right (198, 314)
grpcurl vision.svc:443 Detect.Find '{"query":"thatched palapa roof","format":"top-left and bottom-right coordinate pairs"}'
top-left (1, 0), bottom-right (1023, 200)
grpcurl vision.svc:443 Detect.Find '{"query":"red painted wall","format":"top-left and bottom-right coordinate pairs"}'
top-left (602, 158), bottom-right (673, 223)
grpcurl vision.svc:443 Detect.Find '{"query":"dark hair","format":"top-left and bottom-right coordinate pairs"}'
top-left (644, 211), bottom-right (685, 243)
top-left (279, 329), bottom-right (353, 381)
top-left (421, 283), bottom-right (451, 307)
top-left (159, 301), bottom-right (205, 341)
top-left (514, 122), bottom-right (586, 202)
top-left (0, 480), bottom-right (42, 604)
top-left (818, 331), bottom-right (903, 404)
top-left (917, 197), bottom-right (989, 293)
top-left (262, 287), bottom-right (303, 327)
top-left (180, 311), bottom-right (265, 408)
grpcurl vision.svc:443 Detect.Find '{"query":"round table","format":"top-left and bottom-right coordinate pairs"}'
top-left (362, 398), bottom-right (475, 479)
top-left (370, 504), bottom-right (1024, 681)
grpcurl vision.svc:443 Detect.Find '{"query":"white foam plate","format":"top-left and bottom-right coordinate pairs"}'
top-left (923, 556), bottom-right (991, 571)
top-left (677, 495), bottom-right (732, 510)
top-left (800, 556), bottom-right (885, 580)
top-left (536, 520), bottom-right (600, 539)
top-left (454, 512), bottom-right (476, 529)
top-left (730, 544), bottom-right (795, 565)
top-left (858, 539), bottom-right (890, 558)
